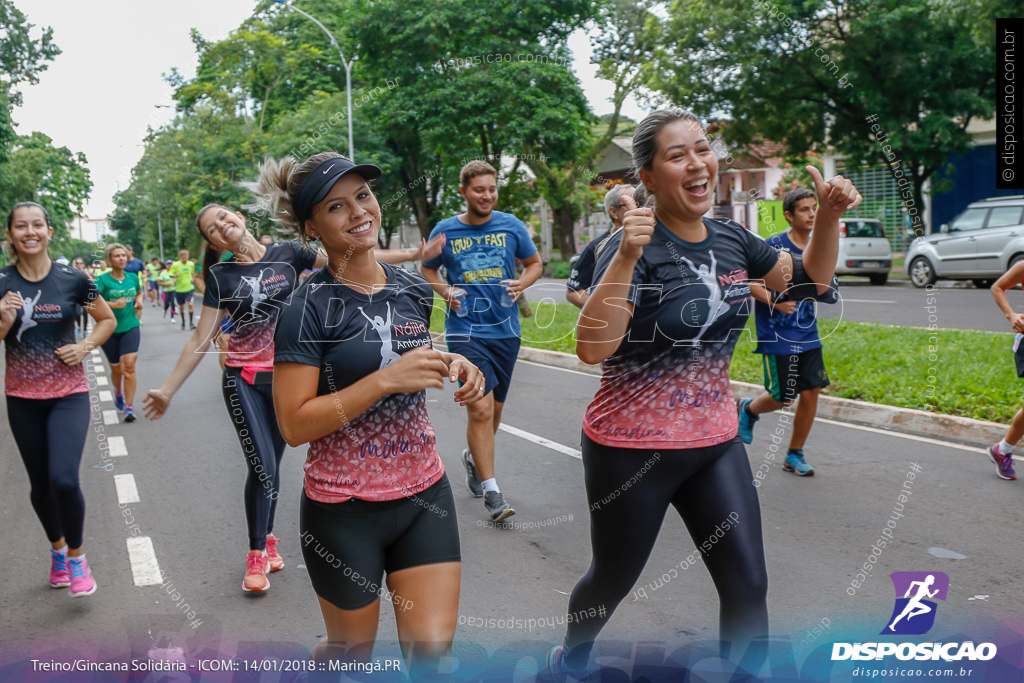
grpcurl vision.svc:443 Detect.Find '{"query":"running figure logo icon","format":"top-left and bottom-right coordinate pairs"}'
top-left (676, 250), bottom-right (729, 345)
top-left (235, 269), bottom-right (270, 310)
top-left (15, 289), bottom-right (42, 342)
top-left (881, 571), bottom-right (949, 635)
top-left (359, 303), bottom-right (401, 369)
top-left (232, 269), bottom-right (272, 327)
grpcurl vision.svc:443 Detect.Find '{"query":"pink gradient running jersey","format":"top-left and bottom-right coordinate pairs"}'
top-left (0, 263), bottom-right (99, 398)
top-left (584, 218), bottom-right (780, 449)
top-left (274, 264), bottom-right (444, 503)
top-left (203, 241), bottom-right (318, 367)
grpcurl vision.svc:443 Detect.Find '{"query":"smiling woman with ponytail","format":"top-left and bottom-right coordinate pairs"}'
top-left (142, 155), bottom-right (445, 597)
top-left (268, 151), bottom-right (482, 677)
top-left (548, 108), bottom-right (863, 681)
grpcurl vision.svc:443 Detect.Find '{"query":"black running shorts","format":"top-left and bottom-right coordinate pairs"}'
top-left (299, 475), bottom-right (461, 610)
top-left (761, 347), bottom-right (830, 403)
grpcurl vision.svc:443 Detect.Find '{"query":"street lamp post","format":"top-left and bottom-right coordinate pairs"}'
top-left (274, 0), bottom-right (355, 160)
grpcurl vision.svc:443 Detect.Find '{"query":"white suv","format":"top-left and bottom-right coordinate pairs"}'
top-left (906, 196), bottom-right (1024, 288)
top-left (835, 218), bottom-right (892, 286)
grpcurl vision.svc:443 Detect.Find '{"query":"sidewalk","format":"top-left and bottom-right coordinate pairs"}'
top-left (517, 346), bottom-right (1006, 449)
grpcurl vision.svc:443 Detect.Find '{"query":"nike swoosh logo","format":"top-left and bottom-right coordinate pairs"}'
top-left (323, 164), bottom-right (335, 174)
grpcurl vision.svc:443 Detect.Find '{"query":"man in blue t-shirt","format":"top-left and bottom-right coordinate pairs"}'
top-left (738, 188), bottom-right (839, 476)
top-left (422, 160), bottom-right (543, 522)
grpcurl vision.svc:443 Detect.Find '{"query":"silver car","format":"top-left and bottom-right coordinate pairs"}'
top-left (906, 196), bottom-right (1024, 288)
top-left (835, 218), bottom-right (892, 285)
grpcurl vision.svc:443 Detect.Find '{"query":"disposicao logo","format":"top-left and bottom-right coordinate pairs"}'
top-left (882, 571), bottom-right (948, 635)
top-left (831, 571), bottom-right (997, 662)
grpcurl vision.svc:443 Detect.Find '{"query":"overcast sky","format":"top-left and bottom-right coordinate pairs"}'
top-left (13, 1), bottom-right (646, 219)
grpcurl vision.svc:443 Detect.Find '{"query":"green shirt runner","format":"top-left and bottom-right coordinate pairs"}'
top-left (94, 271), bottom-right (142, 334)
top-left (168, 259), bottom-right (196, 293)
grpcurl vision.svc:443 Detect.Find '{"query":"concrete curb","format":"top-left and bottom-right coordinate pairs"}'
top-left (516, 346), bottom-right (1005, 449)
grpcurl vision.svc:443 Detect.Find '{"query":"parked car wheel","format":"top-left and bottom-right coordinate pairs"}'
top-left (869, 273), bottom-right (889, 286)
top-left (1011, 254), bottom-right (1024, 270)
top-left (910, 257), bottom-right (937, 288)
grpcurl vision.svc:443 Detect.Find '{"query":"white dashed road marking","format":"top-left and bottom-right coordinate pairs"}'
top-left (108, 435), bottom-right (128, 457)
top-left (126, 537), bottom-right (163, 586)
top-left (499, 423), bottom-right (582, 460)
top-left (87, 353), bottom-right (166, 588)
top-left (114, 474), bottom-right (140, 505)
top-left (838, 298), bottom-right (897, 304)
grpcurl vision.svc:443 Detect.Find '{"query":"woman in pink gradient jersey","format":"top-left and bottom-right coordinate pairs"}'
top-left (1, 202), bottom-right (115, 598)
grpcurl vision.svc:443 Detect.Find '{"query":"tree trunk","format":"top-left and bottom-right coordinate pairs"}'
top-left (400, 163), bottom-right (434, 238)
top-left (553, 203), bottom-right (577, 260)
top-left (880, 150), bottom-right (930, 237)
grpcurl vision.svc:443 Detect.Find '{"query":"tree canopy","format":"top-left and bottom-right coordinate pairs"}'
top-left (650, 0), bottom-right (996, 234)
top-left (118, 0), bottom-right (640, 258)
top-left (0, 131), bottom-right (91, 242)
top-left (0, 0), bottom-right (60, 107)
top-left (113, 0), bottom-right (999, 256)
top-left (0, 1), bottom-right (90, 253)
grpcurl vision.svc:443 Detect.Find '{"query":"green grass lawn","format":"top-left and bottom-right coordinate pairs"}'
top-left (545, 257), bottom-right (573, 279)
top-left (729, 320), bottom-right (1018, 423)
top-left (431, 297), bottom-right (1021, 424)
top-left (430, 295), bottom-right (579, 354)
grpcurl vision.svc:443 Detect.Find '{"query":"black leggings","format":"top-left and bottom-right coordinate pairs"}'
top-left (7, 393), bottom-right (91, 549)
top-left (222, 367), bottom-right (286, 551)
top-left (564, 434), bottom-right (768, 668)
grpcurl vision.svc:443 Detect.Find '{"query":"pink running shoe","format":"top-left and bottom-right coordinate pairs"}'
top-left (49, 548), bottom-right (70, 588)
top-left (68, 556), bottom-right (97, 597)
top-left (242, 550), bottom-right (269, 592)
top-left (988, 444), bottom-right (1017, 480)
top-left (265, 535), bottom-right (284, 572)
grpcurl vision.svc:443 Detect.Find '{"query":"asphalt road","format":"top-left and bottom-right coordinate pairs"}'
top-left (526, 277), bottom-right (1015, 333)
top-left (1, 310), bottom-right (1021, 682)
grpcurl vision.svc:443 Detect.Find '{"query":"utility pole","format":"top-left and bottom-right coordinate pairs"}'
top-left (157, 216), bottom-right (165, 262)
